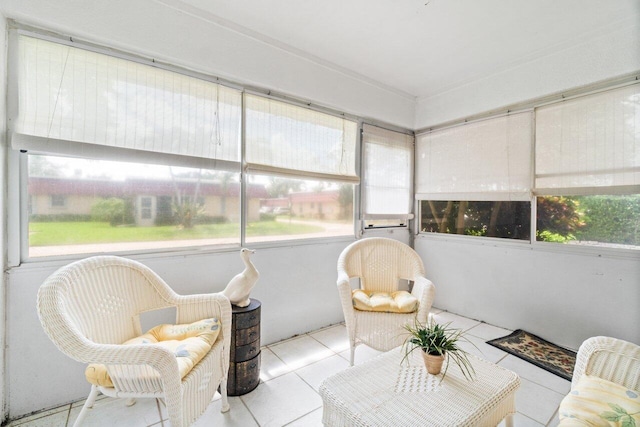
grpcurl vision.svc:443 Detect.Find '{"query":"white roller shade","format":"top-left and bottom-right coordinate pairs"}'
top-left (362, 124), bottom-right (413, 217)
top-left (535, 83), bottom-right (640, 195)
top-left (416, 112), bottom-right (533, 201)
top-left (245, 94), bottom-right (358, 183)
top-left (14, 35), bottom-right (241, 169)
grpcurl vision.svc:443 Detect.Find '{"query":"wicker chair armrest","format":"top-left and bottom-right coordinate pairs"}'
top-left (337, 273), bottom-right (355, 323)
top-left (174, 292), bottom-right (232, 377)
top-left (174, 293), bottom-right (231, 325)
top-left (572, 336), bottom-right (640, 391)
top-left (411, 276), bottom-right (436, 322)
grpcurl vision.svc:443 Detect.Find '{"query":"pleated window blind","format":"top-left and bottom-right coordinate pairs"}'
top-left (535, 83), bottom-right (640, 195)
top-left (362, 124), bottom-right (413, 217)
top-left (14, 35), bottom-right (242, 170)
top-left (415, 112), bottom-right (533, 201)
top-left (245, 94), bottom-right (358, 183)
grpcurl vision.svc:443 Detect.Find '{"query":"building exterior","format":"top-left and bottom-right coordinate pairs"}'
top-left (29, 177), bottom-right (267, 225)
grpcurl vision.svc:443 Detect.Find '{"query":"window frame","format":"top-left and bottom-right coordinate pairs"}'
top-left (6, 28), bottom-right (368, 266)
top-left (360, 122), bottom-right (415, 232)
top-left (415, 82), bottom-right (640, 259)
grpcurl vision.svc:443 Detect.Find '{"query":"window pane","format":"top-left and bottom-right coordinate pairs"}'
top-left (245, 94), bottom-right (358, 181)
top-left (415, 112), bottom-right (533, 201)
top-left (362, 124), bottom-right (413, 216)
top-left (28, 154), bottom-right (240, 258)
top-left (420, 200), bottom-right (530, 240)
top-left (18, 36), bottom-right (242, 162)
top-left (246, 175), bottom-right (354, 243)
top-left (536, 195), bottom-right (640, 249)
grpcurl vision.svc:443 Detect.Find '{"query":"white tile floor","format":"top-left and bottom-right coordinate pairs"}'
top-left (8, 309), bottom-right (570, 427)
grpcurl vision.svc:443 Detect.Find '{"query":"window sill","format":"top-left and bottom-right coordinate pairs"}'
top-left (415, 232), bottom-right (640, 260)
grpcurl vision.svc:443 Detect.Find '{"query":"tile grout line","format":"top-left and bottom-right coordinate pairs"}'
top-left (238, 393), bottom-right (261, 427)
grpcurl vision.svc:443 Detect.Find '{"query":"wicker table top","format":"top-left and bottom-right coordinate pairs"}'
top-left (319, 347), bottom-right (520, 427)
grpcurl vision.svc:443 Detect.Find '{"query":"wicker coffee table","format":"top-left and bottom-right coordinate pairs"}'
top-left (319, 347), bottom-right (520, 426)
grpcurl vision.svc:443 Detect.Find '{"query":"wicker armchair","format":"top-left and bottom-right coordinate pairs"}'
top-left (337, 238), bottom-right (436, 365)
top-left (37, 256), bottom-right (232, 427)
top-left (571, 336), bottom-right (640, 392)
top-left (558, 336), bottom-right (640, 425)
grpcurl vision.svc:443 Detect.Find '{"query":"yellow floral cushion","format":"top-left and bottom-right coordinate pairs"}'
top-left (352, 290), bottom-right (418, 313)
top-left (559, 375), bottom-right (640, 426)
top-left (85, 318), bottom-right (221, 387)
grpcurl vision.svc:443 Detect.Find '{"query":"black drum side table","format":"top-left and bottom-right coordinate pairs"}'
top-left (227, 298), bottom-right (261, 396)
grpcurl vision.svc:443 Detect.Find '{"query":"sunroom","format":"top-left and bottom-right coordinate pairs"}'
top-left (0, 1), bottom-right (638, 426)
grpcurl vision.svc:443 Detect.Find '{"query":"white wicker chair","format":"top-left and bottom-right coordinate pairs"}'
top-left (337, 238), bottom-right (436, 365)
top-left (37, 256), bottom-right (232, 427)
top-left (571, 336), bottom-right (640, 393)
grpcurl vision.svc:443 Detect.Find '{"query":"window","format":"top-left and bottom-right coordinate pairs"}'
top-left (140, 197), bottom-right (153, 220)
top-left (50, 194), bottom-right (66, 208)
top-left (14, 35), bottom-right (242, 258)
top-left (415, 112), bottom-right (533, 202)
top-left (416, 112), bottom-right (533, 241)
top-left (246, 175), bottom-right (353, 243)
top-left (536, 195), bottom-right (640, 248)
top-left (534, 83), bottom-right (640, 250)
top-left (244, 94), bottom-right (358, 243)
top-left (27, 154), bottom-right (241, 258)
top-left (362, 124), bottom-right (413, 228)
top-left (420, 201), bottom-right (530, 240)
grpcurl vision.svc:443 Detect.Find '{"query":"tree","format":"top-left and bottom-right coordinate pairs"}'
top-left (267, 178), bottom-right (302, 198)
top-left (574, 195), bottom-right (640, 245)
top-left (421, 201), bottom-right (530, 240)
top-left (170, 167), bottom-right (203, 229)
top-left (29, 155), bottom-right (62, 177)
top-left (536, 196), bottom-right (583, 241)
top-left (337, 185), bottom-right (354, 220)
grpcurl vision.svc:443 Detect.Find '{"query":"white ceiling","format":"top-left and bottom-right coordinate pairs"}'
top-left (162, 0), bottom-right (640, 100)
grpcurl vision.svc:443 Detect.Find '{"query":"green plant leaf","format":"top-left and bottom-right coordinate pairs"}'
top-left (608, 403), bottom-right (628, 414)
top-left (621, 415), bottom-right (636, 427)
top-left (600, 411), bottom-right (622, 421)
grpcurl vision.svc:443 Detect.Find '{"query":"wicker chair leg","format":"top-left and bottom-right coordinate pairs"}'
top-left (125, 398), bottom-right (136, 407)
top-left (349, 343), bottom-right (356, 366)
top-left (219, 378), bottom-right (230, 412)
top-left (504, 414), bottom-right (514, 427)
top-left (73, 385), bottom-right (99, 427)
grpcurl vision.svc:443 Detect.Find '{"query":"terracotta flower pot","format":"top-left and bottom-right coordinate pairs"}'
top-left (422, 352), bottom-right (445, 375)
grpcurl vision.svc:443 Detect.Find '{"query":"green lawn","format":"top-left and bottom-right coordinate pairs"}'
top-left (29, 221), bottom-right (324, 246)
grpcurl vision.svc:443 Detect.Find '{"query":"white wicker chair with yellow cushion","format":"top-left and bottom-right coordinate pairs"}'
top-left (558, 336), bottom-right (640, 426)
top-left (37, 256), bottom-right (232, 427)
top-left (337, 237), bottom-right (436, 365)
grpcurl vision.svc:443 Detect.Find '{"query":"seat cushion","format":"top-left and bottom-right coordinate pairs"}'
top-left (352, 290), bottom-right (418, 313)
top-left (85, 317), bottom-right (221, 387)
top-left (558, 375), bottom-right (640, 426)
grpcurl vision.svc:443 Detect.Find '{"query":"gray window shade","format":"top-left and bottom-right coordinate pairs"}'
top-left (245, 94), bottom-right (359, 183)
top-left (14, 35), bottom-right (241, 171)
top-left (535, 83), bottom-right (640, 195)
top-left (415, 112), bottom-right (533, 201)
top-left (362, 124), bottom-right (413, 217)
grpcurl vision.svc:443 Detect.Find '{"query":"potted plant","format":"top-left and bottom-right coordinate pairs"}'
top-left (402, 318), bottom-right (476, 382)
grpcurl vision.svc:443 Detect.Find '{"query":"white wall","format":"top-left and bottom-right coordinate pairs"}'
top-left (415, 19), bottom-right (640, 128)
top-left (0, 0), bottom-right (415, 129)
top-left (415, 236), bottom-right (640, 350)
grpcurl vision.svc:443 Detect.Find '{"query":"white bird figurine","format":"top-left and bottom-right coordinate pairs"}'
top-left (222, 248), bottom-right (259, 307)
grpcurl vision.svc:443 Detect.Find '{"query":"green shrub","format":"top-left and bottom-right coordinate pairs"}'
top-left (29, 214), bottom-right (92, 222)
top-left (91, 198), bottom-right (134, 226)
